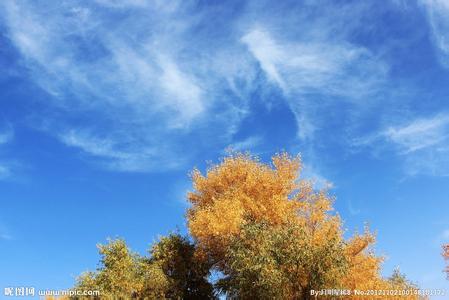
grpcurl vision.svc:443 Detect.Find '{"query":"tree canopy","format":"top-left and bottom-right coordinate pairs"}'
top-left (71, 152), bottom-right (422, 299)
top-left (75, 235), bottom-right (214, 299)
top-left (443, 244), bottom-right (449, 279)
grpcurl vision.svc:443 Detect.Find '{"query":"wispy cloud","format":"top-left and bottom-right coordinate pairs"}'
top-left (441, 228), bottom-right (449, 240)
top-left (0, 233), bottom-right (12, 240)
top-left (0, 1), bottom-right (389, 171)
top-left (383, 114), bottom-right (449, 154)
top-left (301, 164), bottom-right (334, 190)
top-left (0, 1), bottom-right (252, 171)
top-left (346, 199), bottom-right (361, 216)
top-left (0, 127), bottom-right (14, 180)
top-left (59, 129), bottom-right (183, 172)
top-left (0, 222), bottom-right (13, 241)
top-left (356, 113), bottom-right (449, 177)
top-left (241, 18), bottom-right (387, 140)
top-left (242, 28), bottom-right (384, 98)
top-left (421, 0), bottom-right (449, 66)
top-left (94, 0), bottom-right (150, 8)
top-left (1, 1), bottom-right (207, 126)
top-left (0, 165), bottom-right (11, 180)
top-left (0, 127), bottom-right (13, 145)
top-left (432, 227), bottom-right (449, 248)
top-left (226, 136), bottom-right (262, 152)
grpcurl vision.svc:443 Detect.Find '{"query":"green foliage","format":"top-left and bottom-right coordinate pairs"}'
top-left (387, 267), bottom-right (418, 290)
top-left (74, 235), bottom-right (215, 299)
top-left (138, 261), bottom-right (170, 299)
top-left (73, 153), bottom-right (421, 300)
top-left (96, 239), bottom-right (144, 297)
top-left (74, 239), bottom-right (145, 298)
top-left (149, 234), bottom-right (215, 299)
top-left (217, 222), bottom-right (348, 300)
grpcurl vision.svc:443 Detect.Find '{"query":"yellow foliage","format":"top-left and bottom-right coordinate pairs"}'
top-left (71, 152), bottom-right (422, 299)
top-left (443, 244), bottom-right (449, 278)
top-left (187, 152), bottom-right (421, 299)
top-left (188, 153), bottom-right (305, 258)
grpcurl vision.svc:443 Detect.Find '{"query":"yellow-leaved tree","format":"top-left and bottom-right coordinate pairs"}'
top-left (70, 152), bottom-right (423, 300)
top-left (187, 152), bottom-right (421, 299)
top-left (443, 244), bottom-right (449, 278)
top-left (73, 235), bottom-right (214, 299)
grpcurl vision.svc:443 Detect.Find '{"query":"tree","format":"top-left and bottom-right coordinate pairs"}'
top-left (74, 235), bottom-right (215, 299)
top-left (216, 222), bottom-right (347, 299)
top-left (72, 152), bottom-right (421, 299)
top-left (387, 267), bottom-right (418, 290)
top-left (443, 244), bottom-right (449, 278)
top-left (74, 239), bottom-right (147, 298)
top-left (187, 152), bottom-right (420, 299)
top-left (148, 234), bottom-right (215, 299)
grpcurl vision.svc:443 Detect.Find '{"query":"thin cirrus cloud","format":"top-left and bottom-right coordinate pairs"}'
top-left (241, 28), bottom-right (385, 97)
top-left (421, 0), bottom-right (449, 66)
top-left (94, 0), bottom-right (149, 8)
top-left (356, 113), bottom-right (449, 177)
top-left (0, 1), bottom-right (390, 172)
top-left (0, 127), bottom-right (13, 180)
top-left (1, 1), bottom-right (206, 126)
top-left (0, 128), bottom-right (13, 146)
top-left (241, 26), bottom-right (387, 140)
top-left (300, 163), bottom-right (334, 190)
top-left (383, 114), bottom-right (449, 154)
top-left (59, 129), bottom-right (184, 172)
top-left (0, 220), bottom-right (12, 241)
top-left (0, 164), bottom-right (11, 181)
top-left (388, 114), bottom-right (449, 177)
top-left (226, 136), bottom-right (262, 153)
top-left (0, 1), bottom-right (250, 171)
top-left (0, 232), bottom-right (12, 241)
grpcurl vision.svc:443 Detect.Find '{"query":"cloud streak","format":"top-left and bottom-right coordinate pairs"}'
top-left (241, 16), bottom-right (387, 140)
top-left (383, 114), bottom-right (449, 154)
top-left (421, 0), bottom-right (449, 66)
top-left (0, 127), bottom-right (14, 180)
top-left (356, 113), bottom-right (449, 177)
top-left (0, 1), bottom-right (251, 171)
top-left (0, 1), bottom-right (390, 171)
top-left (226, 136), bottom-right (262, 152)
top-left (59, 129), bottom-right (184, 172)
top-left (242, 28), bottom-right (385, 98)
top-left (0, 128), bottom-right (13, 145)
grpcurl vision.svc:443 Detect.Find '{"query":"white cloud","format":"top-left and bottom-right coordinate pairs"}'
top-left (0, 233), bottom-right (12, 240)
top-left (0, 1), bottom-right (251, 171)
top-left (383, 114), bottom-right (449, 153)
top-left (227, 136), bottom-right (262, 152)
top-left (59, 130), bottom-right (183, 172)
top-left (403, 148), bottom-right (449, 177)
top-left (356, 113), bottom-right (449, 177)
top-left (242, 28), bottom-right (382, 96)
top-left (241, 26), bottom-right (387, 140)
top-left (169, 179), bottom-right (193, 208)
top-left (301, 164), bottom-right (334, 190)
top-left (0, 222), bottom-right (12, 241)
top-left (157, 55), bottom-right (204, 126)
top-left (0, 165), bottom-right (11, 180)
top-left (442, 228), bottom-right (449, 240)
top-left (421, 0), bottom-right (449, 66)
top-left (241, 29), bottom-right (287, 91)
top-left (346, 199), bottom-right (361, 216)
top-left (0, 127), bottom-right (14, 180)
top-left (94, 0), bottom-right (149, 8)
top-left (0, 128), bottom-right (13, 145)
top-left (0, 1), bottom-right (389, 171)
top-left (1, 2), bottom-right (207, 127)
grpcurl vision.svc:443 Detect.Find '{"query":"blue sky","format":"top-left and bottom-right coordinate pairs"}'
top-left (1, 0), bottom-right (449, 296)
